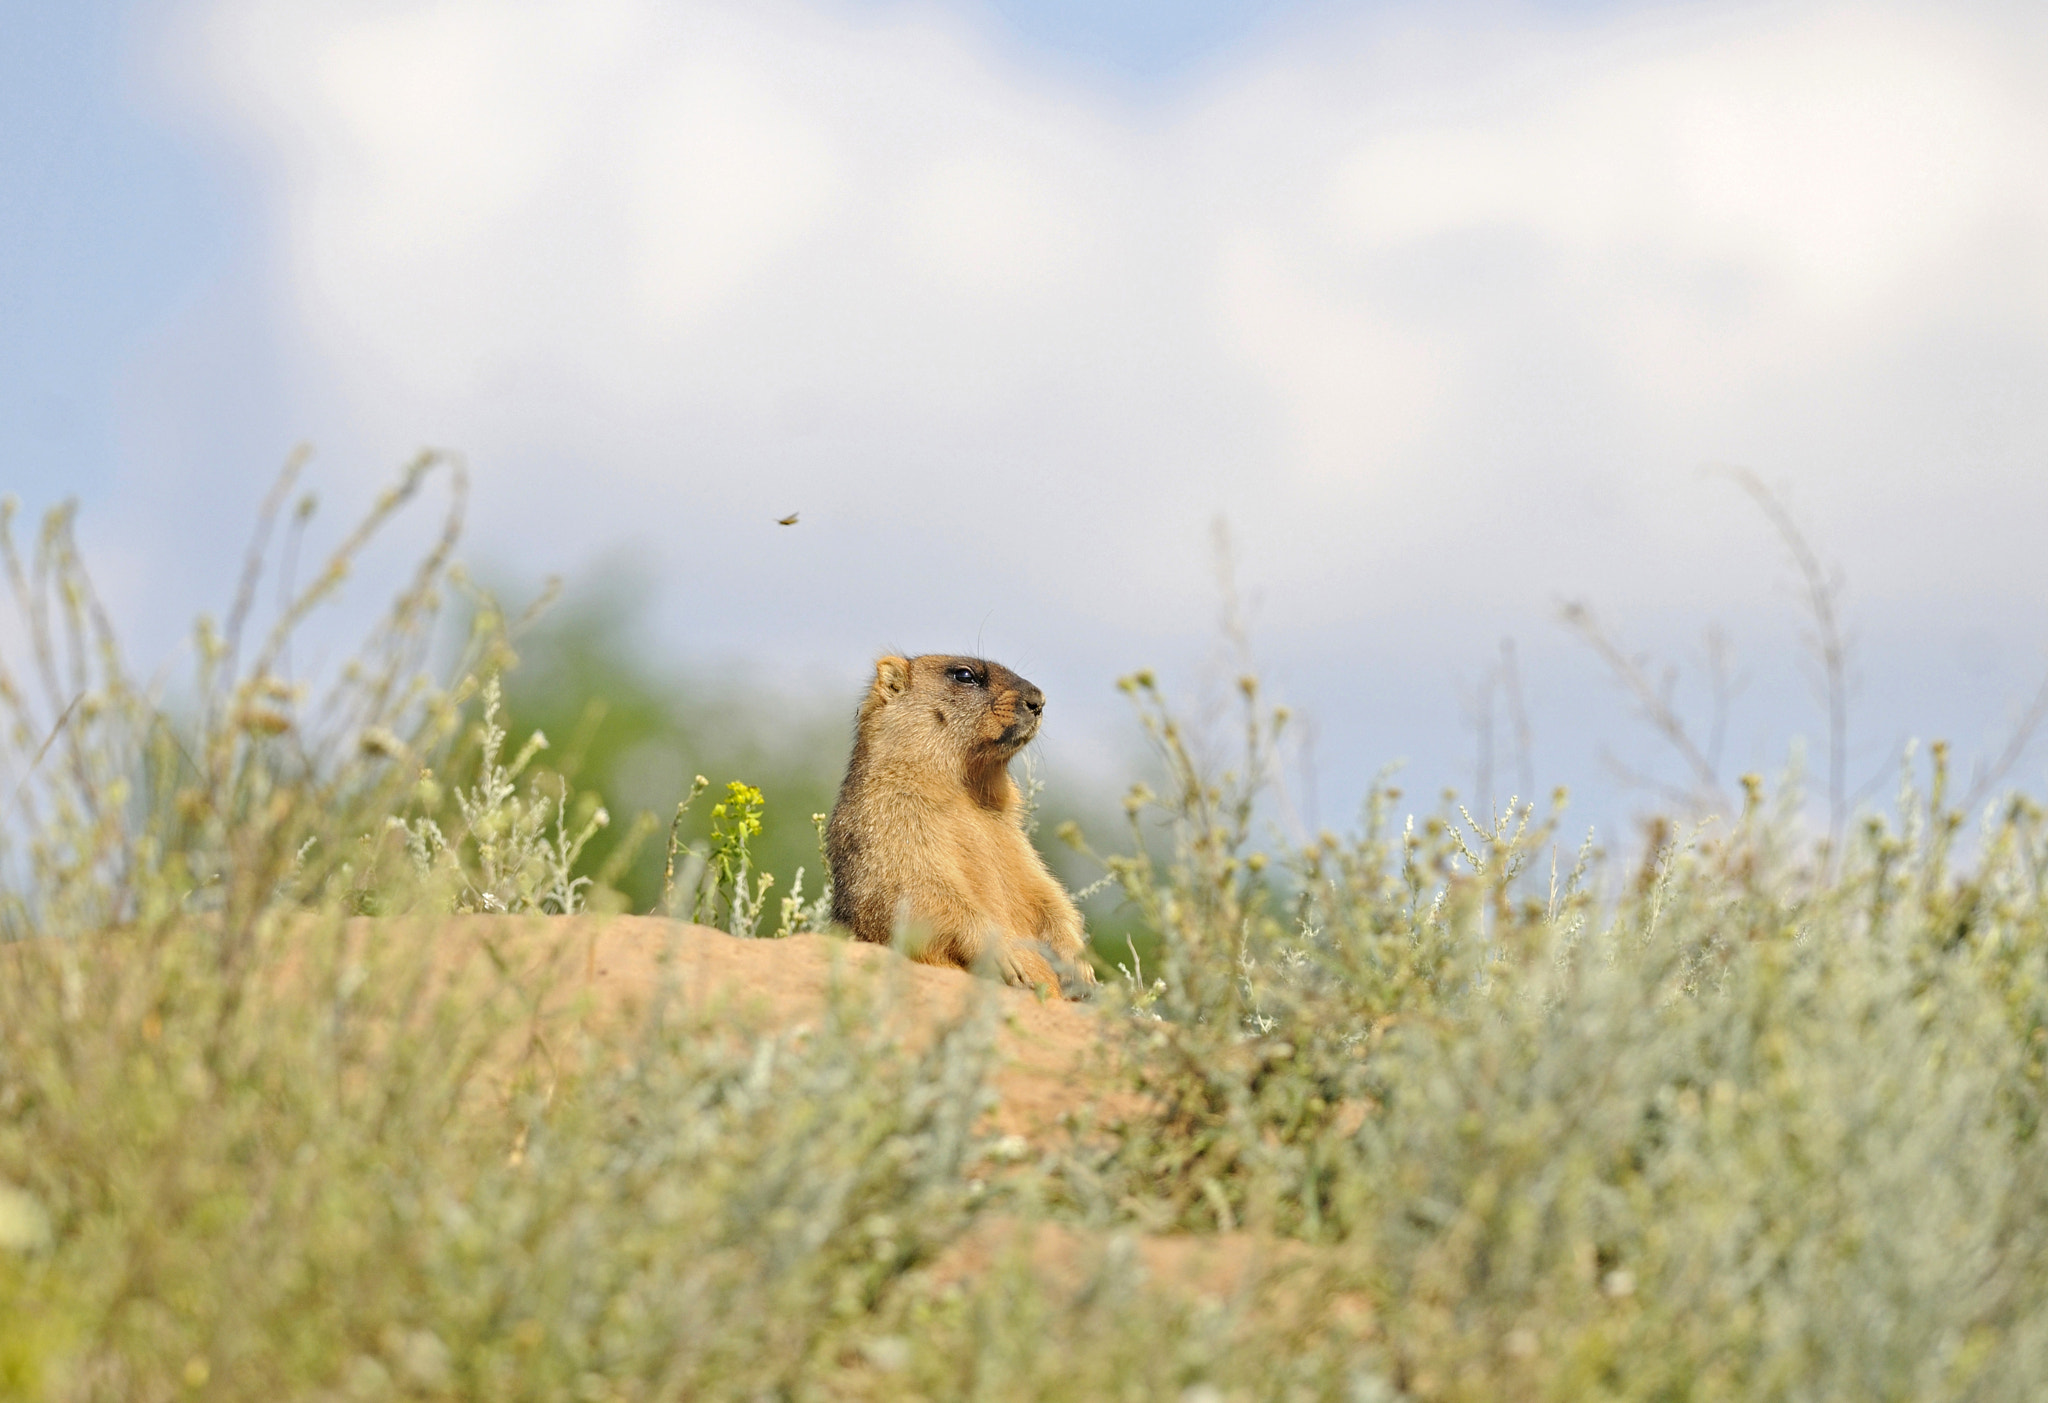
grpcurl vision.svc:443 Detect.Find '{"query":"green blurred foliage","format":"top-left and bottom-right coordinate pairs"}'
top-left (489, 567), bottom-right (850, 920)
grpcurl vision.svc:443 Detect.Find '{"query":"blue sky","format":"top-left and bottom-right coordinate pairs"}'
top-left (8, 0), bottom-right (2048, 842)
top-left (2, 2), bottom-right (212, 503)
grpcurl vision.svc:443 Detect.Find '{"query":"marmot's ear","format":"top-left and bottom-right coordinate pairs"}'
top-left (873, 656), bottom-right (911, 697)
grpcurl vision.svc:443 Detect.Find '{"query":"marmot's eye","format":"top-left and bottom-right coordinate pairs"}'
top-left (948, 665), bottom-right (978, 685)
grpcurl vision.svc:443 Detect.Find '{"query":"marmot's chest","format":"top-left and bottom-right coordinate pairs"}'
top-left (921, 802), bottom-right (1040, 893)
top-left (934, 803), bottom-right (1025, 860)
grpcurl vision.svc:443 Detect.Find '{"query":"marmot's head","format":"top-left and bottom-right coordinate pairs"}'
top-left (859, 654), bottom-right (1046, 771)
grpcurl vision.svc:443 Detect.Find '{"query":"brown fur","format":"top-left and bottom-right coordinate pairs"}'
top-left (826, 654), bottom-right (1096, 998)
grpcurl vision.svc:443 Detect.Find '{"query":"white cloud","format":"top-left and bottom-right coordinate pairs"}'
top-left (1331, 11), bottom-right (2026, 293)
top-left (1325, 6), bottom-right (2045, 418)
top-left (625, 59), bottom-right (844, 325)
top-left (146, 0), bottom-right (2048, 743)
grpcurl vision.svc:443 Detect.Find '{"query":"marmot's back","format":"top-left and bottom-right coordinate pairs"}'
top-left (826, 654), bottom-right (1094, 997)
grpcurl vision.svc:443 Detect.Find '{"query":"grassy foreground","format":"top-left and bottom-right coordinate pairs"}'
top-left (3, 464), bottom-right (2048, 1400)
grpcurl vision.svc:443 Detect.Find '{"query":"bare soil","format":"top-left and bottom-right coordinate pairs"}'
top-left (400, 913), bottom-right (1132, 1139)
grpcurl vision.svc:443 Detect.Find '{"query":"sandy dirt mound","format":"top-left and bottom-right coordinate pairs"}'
top-left (375, 913), bottom-right (1134, 1140)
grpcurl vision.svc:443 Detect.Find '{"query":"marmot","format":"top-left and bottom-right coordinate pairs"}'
top-left (826, 654), bottom-right (1097, 998)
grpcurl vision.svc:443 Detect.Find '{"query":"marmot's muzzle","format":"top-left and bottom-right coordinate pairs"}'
top-left (997, 684), bottom-right (1046, 750)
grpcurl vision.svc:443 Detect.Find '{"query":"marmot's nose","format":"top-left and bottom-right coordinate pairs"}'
top-left (1022, 687), bottom-right (1045, 716)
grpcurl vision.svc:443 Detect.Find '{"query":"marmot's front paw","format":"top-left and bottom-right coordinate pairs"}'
top-left (1058, 949), bottom-right (1100, 996)
top-left (994, 939), bottom-right (1063, 997)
